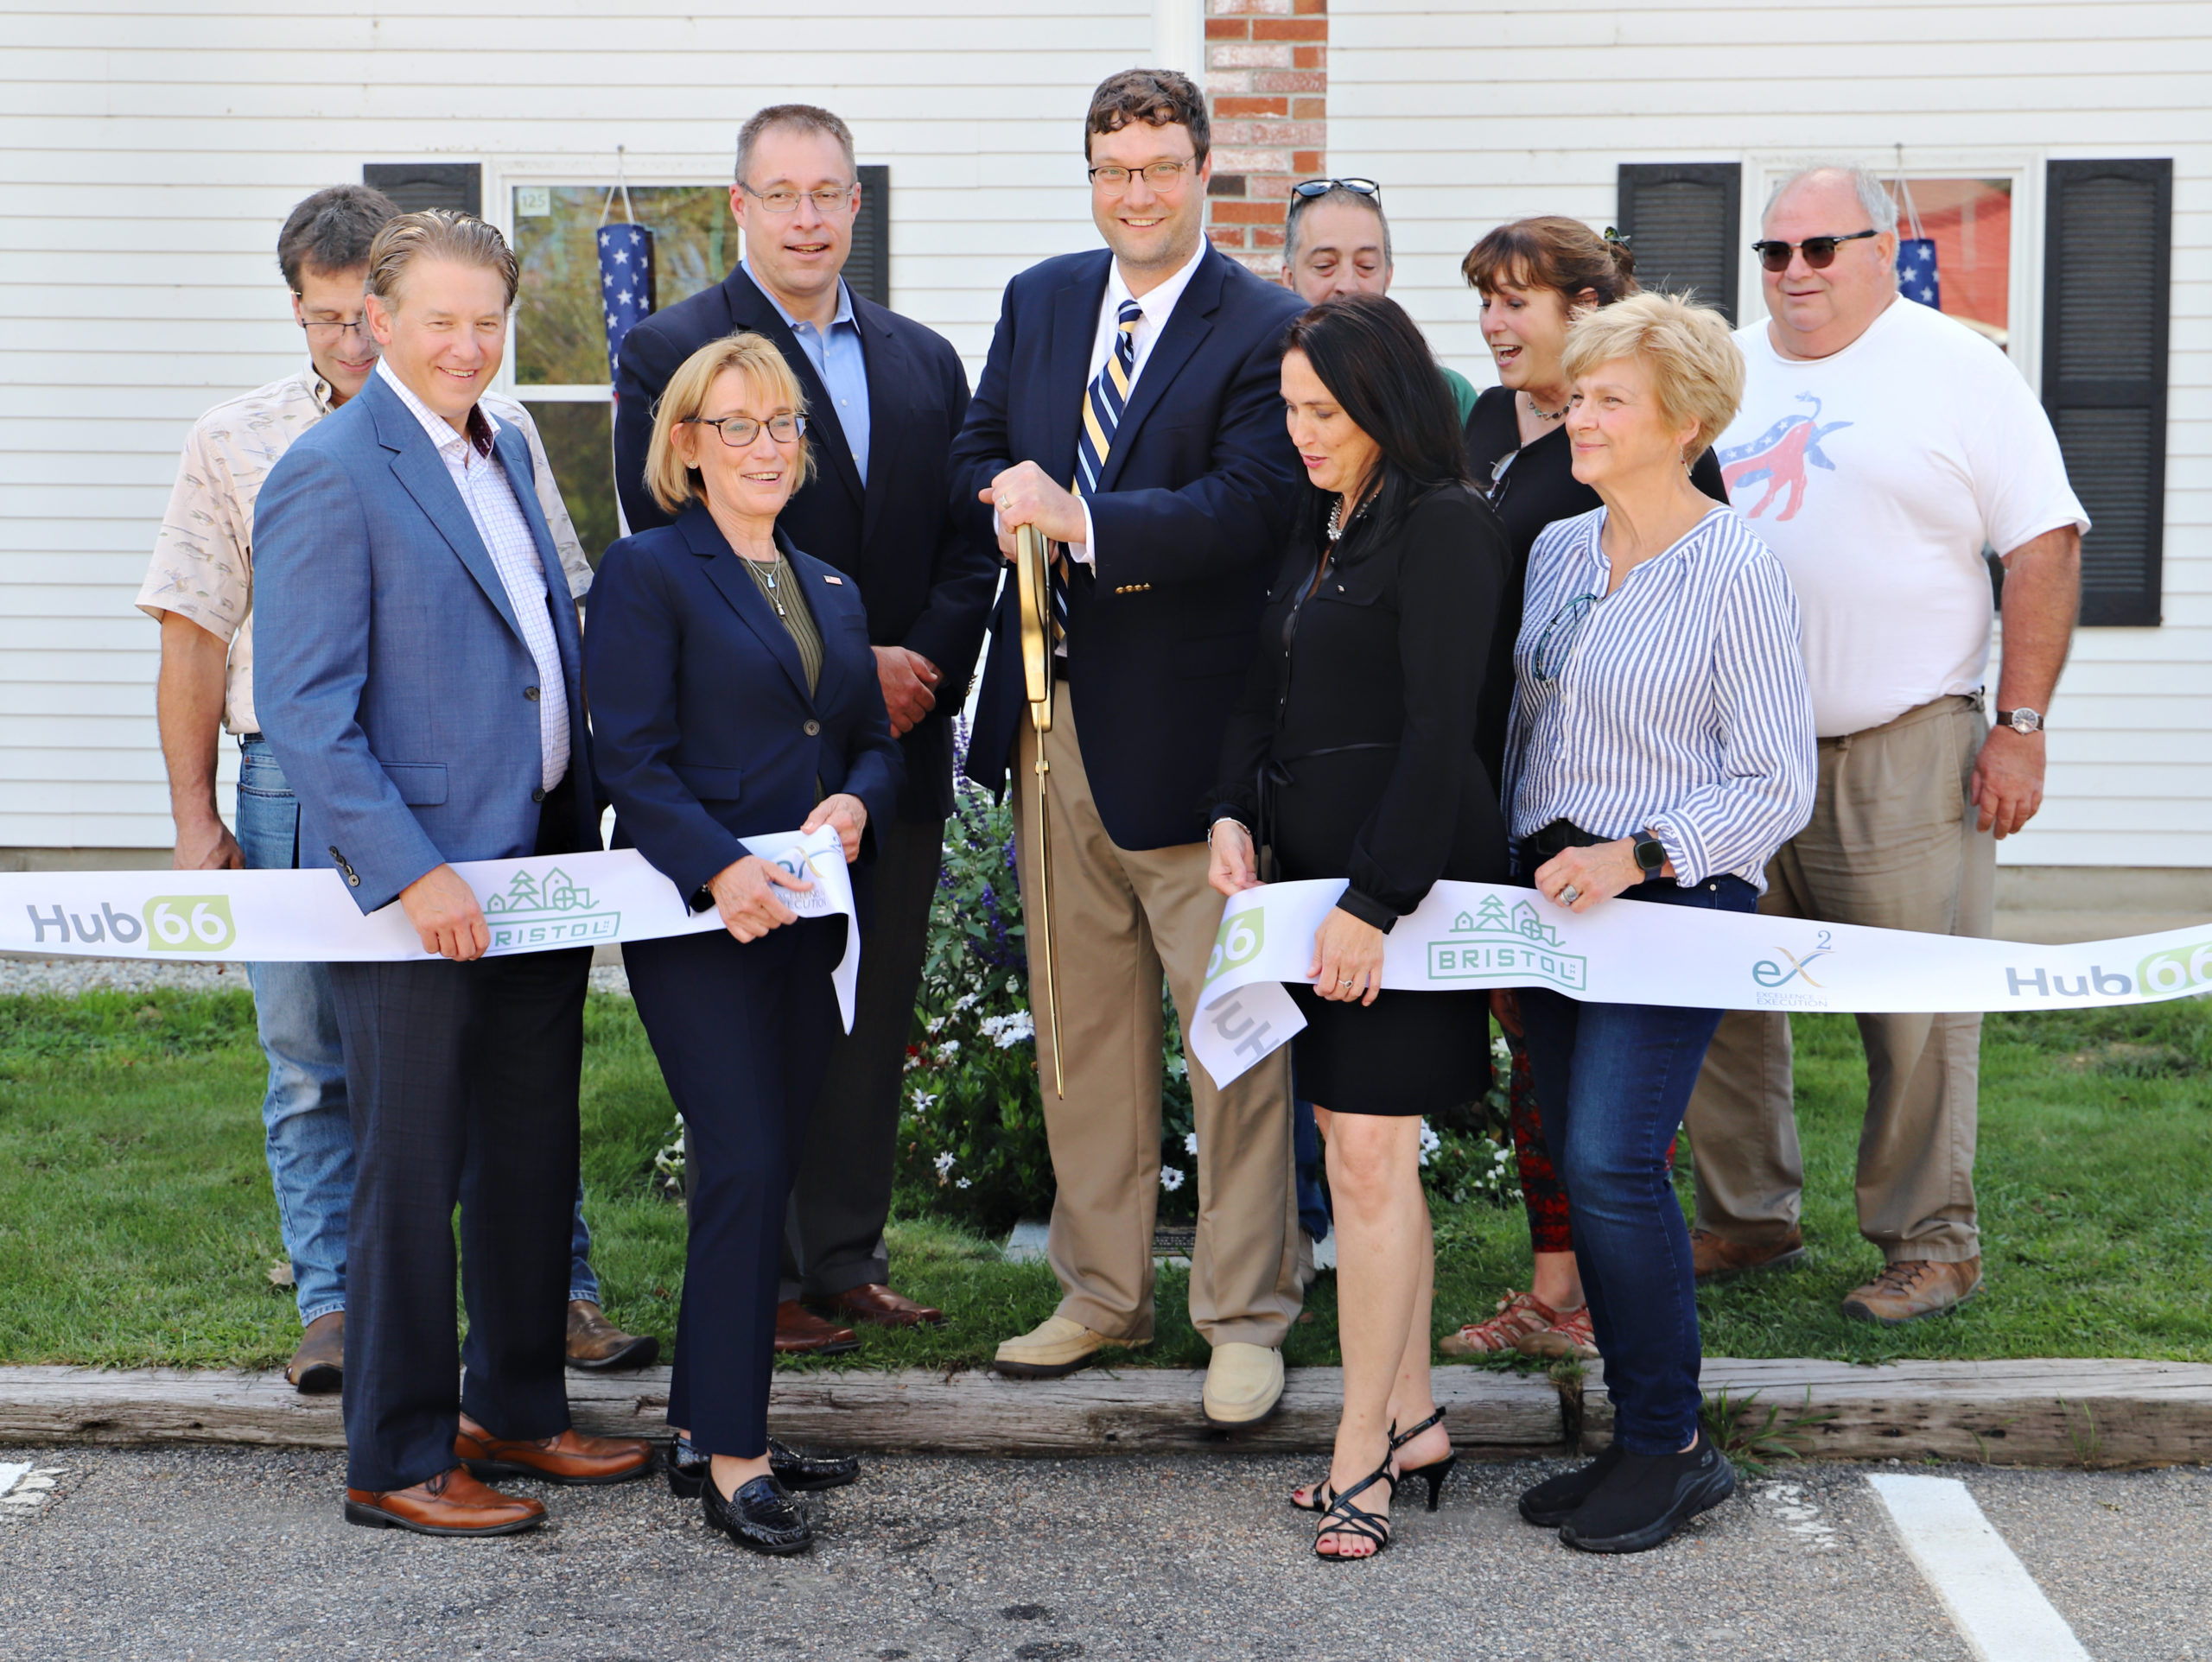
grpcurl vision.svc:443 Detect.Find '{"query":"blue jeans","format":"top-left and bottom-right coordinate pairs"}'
top-left (234, 737), bottom-right (600, 1324)
top-left (1516, 872), bottom-right (1758, 1456)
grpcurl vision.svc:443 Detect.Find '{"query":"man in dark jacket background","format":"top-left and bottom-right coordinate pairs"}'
top-left (616, 104), bottom-right (996, 1351)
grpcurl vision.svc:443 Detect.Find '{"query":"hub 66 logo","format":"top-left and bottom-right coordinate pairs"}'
top-left (145, 895), bottom-right (238, 952)
top-left (1207, 910), bottom-right (1264, 985)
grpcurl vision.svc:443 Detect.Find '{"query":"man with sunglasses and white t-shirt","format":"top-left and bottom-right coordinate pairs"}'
top-left (1683, 163), bottom-right (2088, 1325)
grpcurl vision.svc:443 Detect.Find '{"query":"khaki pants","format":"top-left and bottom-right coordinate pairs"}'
top-left (1684, 695), bottom-right (1994, 1266)
top-left (1014, 698), bottom-right (1300, 1347)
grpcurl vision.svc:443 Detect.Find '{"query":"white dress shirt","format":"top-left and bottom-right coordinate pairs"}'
top-left (377, 361), bottom-right (570, 791)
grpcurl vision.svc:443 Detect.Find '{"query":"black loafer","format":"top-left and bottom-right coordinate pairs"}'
top-left (668, 1435), bottom-right (860, 1499)
top-left (701, 1472), bottom-right (812, 1556)
top-left (1559, 1432), bottom-right (1735, 1554)
top-left (1517, 1443), bottom-right (1625, 1527)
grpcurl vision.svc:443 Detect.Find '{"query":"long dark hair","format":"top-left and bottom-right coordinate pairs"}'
top-left (1281, 294), bottom-right (1471, 561)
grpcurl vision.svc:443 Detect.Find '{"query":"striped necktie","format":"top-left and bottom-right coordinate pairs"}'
top-left (1055, 298), bottom-right (1143, 636)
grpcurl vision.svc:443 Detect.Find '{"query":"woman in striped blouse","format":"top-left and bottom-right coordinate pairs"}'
top-left (1504, 293), bottom-right (1815, 1555)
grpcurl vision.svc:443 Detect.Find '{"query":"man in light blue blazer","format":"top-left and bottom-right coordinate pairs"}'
top-left (255, 210), bottom-right (651, 1538)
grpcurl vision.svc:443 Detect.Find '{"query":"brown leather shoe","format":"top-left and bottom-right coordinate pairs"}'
top-left (1691, 1227), bottom-right (1807, 1287)
top-left (565, 1299), bottom-right (660, 1372)
top-left (775, 1299), bottom-right (861, 1355)
top-left (1843, 1257), bottom-right (1983, 1326)
top-left (285, 1310), bottom-right (344, 1393)
top-left (454, 1414), bottom-right (654, 1487)
top-left (344, 1466), bottom-right (544, 1537)
top-left (823, 1284), bottom-right (944, 1329)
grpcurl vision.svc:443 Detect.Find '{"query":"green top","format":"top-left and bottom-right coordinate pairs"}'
top-left (737, 549), bottom-right (823, 696)
top-left (1441, 365), bottom-right (1480, 428)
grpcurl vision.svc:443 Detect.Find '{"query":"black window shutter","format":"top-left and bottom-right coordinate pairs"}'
top-left (361, 162), bottom-right (483, 218)
top-left (2042, 158), bottom-right (2171, 627)
top-left (845, 165), bottom-right (891, 308)
top-left (1617, 163), bottom-right (1741, 326)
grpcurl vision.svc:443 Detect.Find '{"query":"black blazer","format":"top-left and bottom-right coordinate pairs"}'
top-left (582, 504), bottom-right (904, 904)
top-left (614, 264), bottom-right (995, 823)
top-left (950, 244), bottom-right (1305, 852)
top-left (1462, 384), bottom-right (1732, 793)
top-left (1212, 485), bottom-right (1511, 930)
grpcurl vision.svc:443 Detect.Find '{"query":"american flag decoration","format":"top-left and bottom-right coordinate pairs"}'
top-left (1891, 159), bottom-right (1941, 312)
top-left (597, 219), bottom-right (656, 384)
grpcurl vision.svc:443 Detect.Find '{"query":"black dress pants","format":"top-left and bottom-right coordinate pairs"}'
top-left (327, 942), bottom-right (592, 1492)
top-left (626, 916), bottom-right (842, 1459)
top-left (781, 812), bottom-right (944, 1299)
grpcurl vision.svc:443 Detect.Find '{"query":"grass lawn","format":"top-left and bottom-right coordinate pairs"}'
top-left (2, 988), bottom-right (2207, 1371)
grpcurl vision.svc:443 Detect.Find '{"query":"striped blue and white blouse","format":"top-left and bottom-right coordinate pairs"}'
top-left (1505, 505), bottom-right (1815, 891)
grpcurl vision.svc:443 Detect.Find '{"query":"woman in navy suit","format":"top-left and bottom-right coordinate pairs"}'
top-left (584, 334), bottom-right (903, 1556)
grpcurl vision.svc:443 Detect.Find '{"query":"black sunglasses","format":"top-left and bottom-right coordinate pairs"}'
top-left (1290, 176), bottom-right (1381, 202)
top-left (1751, 228), bottom-right (1879, 272)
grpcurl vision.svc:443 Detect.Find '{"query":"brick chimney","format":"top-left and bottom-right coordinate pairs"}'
top-left (1201, 0), bottom-right (1326, 282)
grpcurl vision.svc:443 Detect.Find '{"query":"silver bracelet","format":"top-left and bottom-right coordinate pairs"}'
top-left (1207, 817), bottom-right (1251, 847)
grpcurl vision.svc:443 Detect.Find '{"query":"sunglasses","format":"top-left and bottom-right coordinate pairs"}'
top-left (1290, 177), bottom-right (1381, 202)
top-left (1751, 228), bottom-right (1879, 272)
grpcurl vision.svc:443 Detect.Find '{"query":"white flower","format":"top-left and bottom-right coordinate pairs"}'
top-left (932, 1150), bottom-right (957, 1183)
top-left (978, 1010), bottom-right (1035, 1049)
top-left (1492, 1145), bottom-right (1512, 1163)
top-left (1419, 1122), bottom-right (1440, 1167)
top-left (1160, 1165), bottom-right (1186, 1193)
top-left (954, 992), bottom-right (980, 1012)
top-left (1183, 1131), bottom-right (1198, 1157)
top-left (1491, 1035), bottom-right (1513, 1064)
top-left (936, 1038), bottom-right (961, 1057)
top-left (956, 1177), bottom-right (972, 1189)
top-left (911, 1089), bottom-right (939, 1113)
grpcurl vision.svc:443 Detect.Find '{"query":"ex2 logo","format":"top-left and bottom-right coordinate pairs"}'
top-left (1753, 930), bottom-right (1834, 989)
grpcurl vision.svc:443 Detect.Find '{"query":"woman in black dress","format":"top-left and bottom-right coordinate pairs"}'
top-left (1208, 295), bottom-right (1509, 1560)
top-left (1440, 220), bottom-right (1732, 1368)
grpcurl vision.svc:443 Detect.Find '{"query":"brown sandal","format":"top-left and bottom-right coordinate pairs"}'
top-left (1439, 1289), bottom-right (1560, 1358)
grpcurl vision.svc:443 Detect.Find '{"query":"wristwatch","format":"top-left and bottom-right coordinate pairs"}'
top-left (1631, 833), bottom-right (1669, 875)
top-left (1995, 707), bottom-right (2045, 735)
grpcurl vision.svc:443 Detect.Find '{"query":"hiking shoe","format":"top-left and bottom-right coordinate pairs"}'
top-left (1516, 1304), bottom-right (1599, 1361)
top-left (1439, 1290), bottom-right (1560, 1358)
top-left (1559, 1432), bottom-right (1736, 1553)
top-left (1691, 1227), bottom-right (1806, 1287)
top-left (1842, 1257), bottom-right (1983, 1326)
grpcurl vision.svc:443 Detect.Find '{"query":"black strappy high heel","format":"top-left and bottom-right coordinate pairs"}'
top-left (1313, 1461), bottom-right (1395, 1561)
top-left (1389, 1405), bottom-right (1459, 1513)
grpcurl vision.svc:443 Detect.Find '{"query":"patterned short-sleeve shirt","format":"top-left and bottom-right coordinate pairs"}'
top-left (136, 362), bottom-right (594, 734)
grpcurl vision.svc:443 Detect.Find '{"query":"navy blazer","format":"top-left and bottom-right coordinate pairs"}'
top-left (613, 264), bottom-right (996, 825)
top-left (950, 244), bottom-right (1305, 852)
top-left (584, 504), bottom-right (905, 904)
top-left (254, 373), bottom-right (600, 913)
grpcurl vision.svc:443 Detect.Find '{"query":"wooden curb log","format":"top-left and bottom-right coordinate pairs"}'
top-left (1581, 1357), bottom-right (2212, 1469)
top-left (3, 1357), bottom-right (2210, 1469)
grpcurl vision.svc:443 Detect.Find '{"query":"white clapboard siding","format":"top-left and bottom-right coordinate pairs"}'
top-left (1333, 0), bottom-right (2212, 869)
top-left (0, 0), bottom-right (1180, 852)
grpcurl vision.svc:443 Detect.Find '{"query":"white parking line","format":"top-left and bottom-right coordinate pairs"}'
top-left (1867, 1475), bottom-right (2094, 1662)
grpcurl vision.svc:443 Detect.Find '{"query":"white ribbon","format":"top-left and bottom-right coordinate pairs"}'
top-left (1, 827), bottom-right (862, 1031)
top-left (1188, 879), bottom-right (2212, 1089)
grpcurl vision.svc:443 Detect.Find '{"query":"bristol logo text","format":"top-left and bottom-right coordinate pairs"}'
top-left (1425, 896), bottom-right (1587, 992)
top-left (482, 866), bottom-right (619, 952)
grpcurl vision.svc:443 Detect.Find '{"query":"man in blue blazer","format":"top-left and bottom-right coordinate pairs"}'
top-left (950, 70), bottom-right (1306, 1424)
top-left (615, 105), bottom-right (996, 1349)
top-left (255, 212), bottom-right (651, 1538)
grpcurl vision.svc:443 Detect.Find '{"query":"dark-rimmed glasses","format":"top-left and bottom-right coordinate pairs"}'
top-left (1290, 177), bottom-right (1380, 202)
top-left (1751, 229), bottom-right (1879, 272)
top-left (681, 413), bottom-right (806, 447)
top-left (1532, 593), bottom-right (1599, 682)
top-left (1088, 160), bottom-right (1193, 192)
top-left (296, 314), bottom-right (371, 342)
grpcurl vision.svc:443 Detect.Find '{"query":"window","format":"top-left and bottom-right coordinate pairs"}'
top-left (2042, 159), bottom-right (2171, 628)
top-left (1617, 163), bottom-right (1741, 326)
top-left (1887, 177), bottom-right (2013, 353)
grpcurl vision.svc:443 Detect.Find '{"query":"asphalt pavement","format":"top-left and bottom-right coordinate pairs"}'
top-left (3, 1445), bottom-right (2207, 1661)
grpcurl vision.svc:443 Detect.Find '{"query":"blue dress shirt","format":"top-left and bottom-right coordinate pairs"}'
top-left (744, 257), bottom-right (870, 485)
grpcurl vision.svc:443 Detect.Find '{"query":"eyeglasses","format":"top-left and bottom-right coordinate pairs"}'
top-left (296, 314), bottom-right (372, 341)
top-left (1532, 593), bottom-right (1599, 682)
top-left (681, 413), bottom-right (806, 447)
top-left (740, 183), bottom-right (855, 216)
top-left (1289, 177), bottom-right (1381, 202)
top-left (1087, 161), bottom-right (1193, 192)
top-left (1751, 229), bottom-right (1879, 272)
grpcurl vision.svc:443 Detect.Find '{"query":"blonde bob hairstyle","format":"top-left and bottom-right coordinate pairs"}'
top-left (644, 333), bottom-right (815, 516)
top-left (1560, 290), bottom-right (1744, 460)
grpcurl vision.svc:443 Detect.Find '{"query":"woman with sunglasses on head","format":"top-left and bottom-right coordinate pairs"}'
top-left (1208, 295), bottom-right (1510, 1561)
top-left (1505, 292), bottom-right (1813, 1554)
top-left (1439, 219), bottom-right (1732, 1369)
top-left (585, 333), bottom-right (903, 1556)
